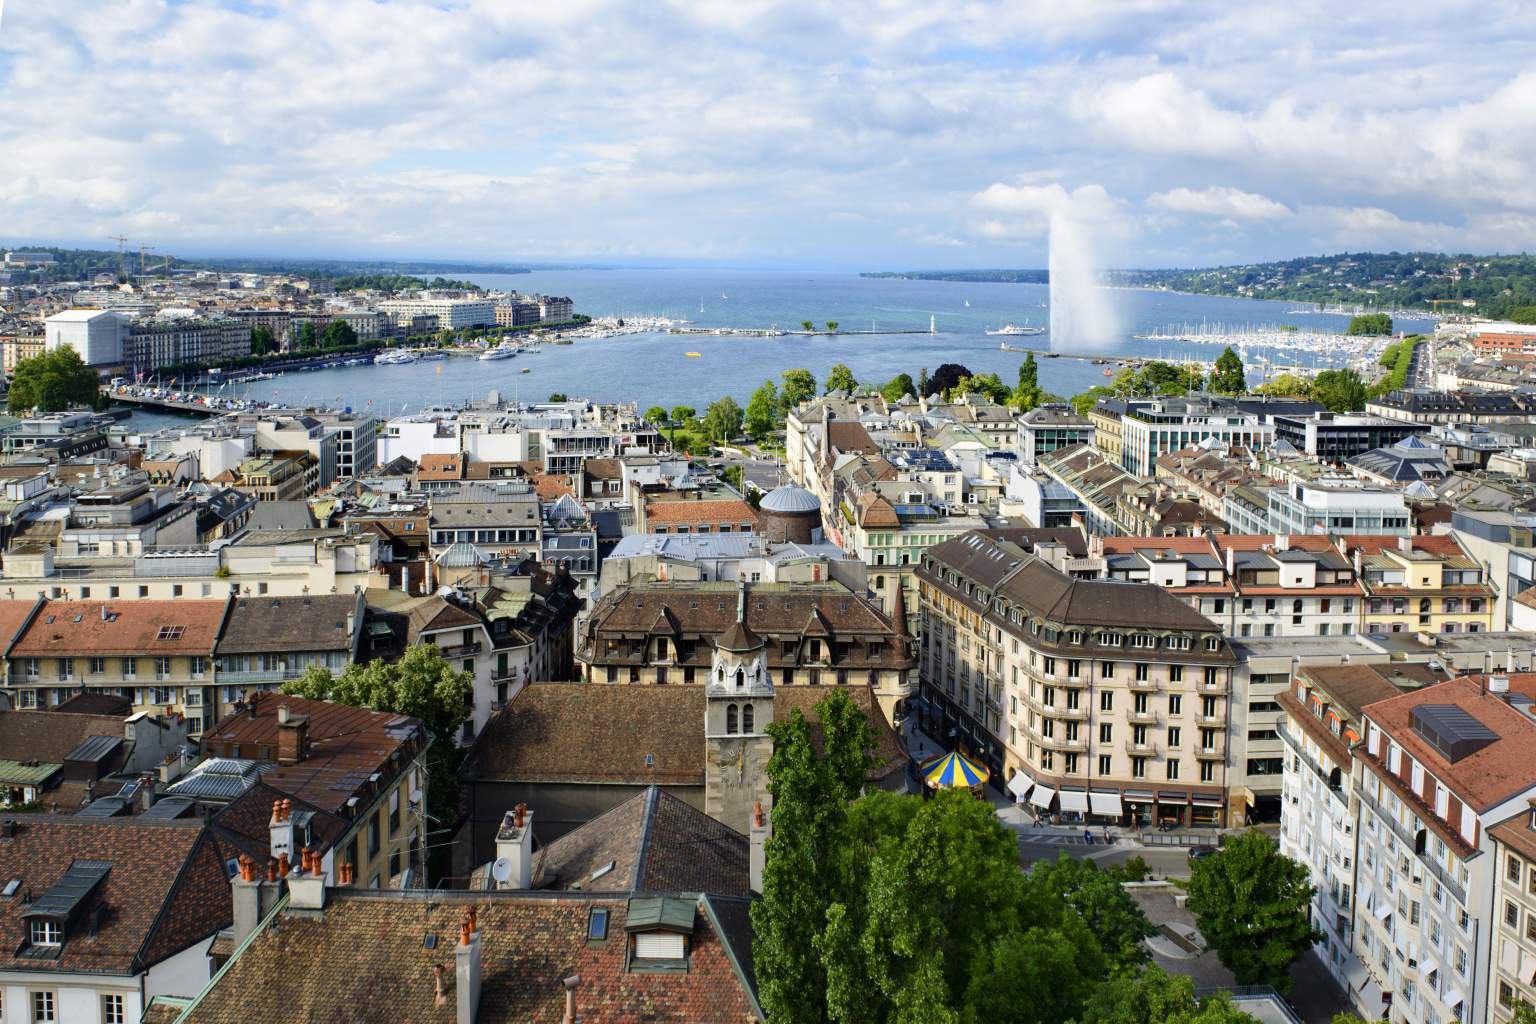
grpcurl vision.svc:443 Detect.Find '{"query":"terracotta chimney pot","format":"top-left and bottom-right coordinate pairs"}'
top-left (278, 852), bottom-right (290, 877)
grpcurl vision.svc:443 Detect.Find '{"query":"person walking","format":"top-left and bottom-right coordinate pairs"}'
top-left (1083, 828), bottom-right (1094, 845)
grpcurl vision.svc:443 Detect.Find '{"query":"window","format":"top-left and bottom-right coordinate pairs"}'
top-left (588, 907), bottom-right (610, 941)
top-left (156, 625), bottom-right (186, 641)
top-left (1167, 727), bottom-right (1182, 748)
top-left (1131, 756), bottom-right (1146, 779)
top-left (88, 657), bottom-right (105, 675)
top-left (1098, 755), bottom-right (1112, 775)
top-left (1506, 900), bottom-right (1520, 928)
top-left (1100, 661), bottom-right (1114, 679)
top-left (726, 704), bottom-right (739, 734)
top-left (1135, 662), bottom-right (1149, 682)
top-left (1168, 695), bottom-right (1182, 716)
top-left (31, 991), bottom-right (54, 1023)
top-left (1509, 855), bottom-right (1522, 884)
top-left (102, 995), bottom-right (125, 1024)
top-left (29, 920), bottom-right (60, 946)
top-left (1199, 761), bottom-right (1215, 783)
top-left (368, 814), bottom-right (381, 858)
top-left (743, 704), bottom-right (755, 732)
top-left (1167, 759), bottom-right (1180, 780)
top-left (1099, 691), bottom-right (1113, 712)
top-left (1099, 724), bottom-right (1113, 743)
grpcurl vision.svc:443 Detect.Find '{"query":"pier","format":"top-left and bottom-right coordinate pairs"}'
top-left (996, 343), bottom-right (1215, 371)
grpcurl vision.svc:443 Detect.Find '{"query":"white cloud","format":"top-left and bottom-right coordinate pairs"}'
top-left (1148, 186), bottom-right (1291, 221)
top-left (0, 1), bottom-right (1533, 266)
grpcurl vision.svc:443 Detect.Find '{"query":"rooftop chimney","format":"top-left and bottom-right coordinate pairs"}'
top-left (231, 854), bottom-right (281, 945)
top-left (276, 707), bottom-right (310, 766)
top-left (749, 800), bottom-right (769, 895)
top-left (494, 804), bottom-right (534, 889)
top-left (561, 975), bottom-right (580, 1024)
top-left (269, 799), bottom-right (296, 862)
top-left (1490, 674), bottom-right (1510, 696)
top-left (286, 846), bottom-right (328, 910)
top-left (139, 774), bottom-right (158, 812)
top-left (456, 910), bottom-right (482, 1024)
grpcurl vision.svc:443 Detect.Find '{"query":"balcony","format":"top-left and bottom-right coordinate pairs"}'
top-left (217, 667), bottom-right (307, 684)
top-left (1124, 739), bottom-right (1160, 757)
top-left (1196, 712), bottom-right (1224, 726)
top-left (1127, 709), bottom-right (1160, 726)
top-left (1127, 676), bottom-right (1159, 692)
top-left (1198, 677), bottom-right (1227, 694)
top-left (438, 642), bottom-right (482, 659)
top-left (1195, 745), bottom-right (1225, 759)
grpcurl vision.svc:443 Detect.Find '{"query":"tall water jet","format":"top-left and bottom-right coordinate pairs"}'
top-left (1047, 211), bottom-right (1120, 354)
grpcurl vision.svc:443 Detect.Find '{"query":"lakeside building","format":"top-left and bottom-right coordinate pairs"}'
top-left (376, 298), bottom-right (496, 330)
top-left (916, 530), bottom-right (1237, 826)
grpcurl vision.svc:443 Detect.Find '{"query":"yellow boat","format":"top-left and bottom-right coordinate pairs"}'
top-left (685, 351), bottom-right (702, 358)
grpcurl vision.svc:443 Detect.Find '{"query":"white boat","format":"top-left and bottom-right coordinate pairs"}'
top-left (964, 299), bottom-right (970, 307)
top-left (478, 342), bottom-right (517, 361)
top-left (986, 323), bottom-right (1047, 336)
top-left (374, 349), bottom-right (419, 365)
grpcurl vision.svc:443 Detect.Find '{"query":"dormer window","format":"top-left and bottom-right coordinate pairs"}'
top-left (625, 896), bottom-right (695, 972)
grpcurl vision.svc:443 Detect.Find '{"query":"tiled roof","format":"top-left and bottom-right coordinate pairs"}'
top-left (174, 891), bottom-right (761, 1023)
top-left (416, 453), bottom-right (463, 481)
top-left (0, 815), bottom-right (230, 977)
top-left (474, 682), bottom-right (905, 787)
top-left (10, 599), bottom-right (226, 657)
top-left (214, 594), bottom-right (359, 656)
top-left (0, 710), bottom-right (125, 767)
top-left (211, 780), bottom-right (347, 862)
top-left (1362, 675), bottom-right (1536, 812)
top-left (199, 693), bottom-right (425, 815)
top-left (532, 473), bottom-right (576, 500)
top-left (515, 786), bottom-right (749, 897)
top-left (645, 499), bottom-right (756, 527)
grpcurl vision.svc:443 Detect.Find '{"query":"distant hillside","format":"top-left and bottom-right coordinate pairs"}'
top-left (865, 251), bottom-right (1536, 318)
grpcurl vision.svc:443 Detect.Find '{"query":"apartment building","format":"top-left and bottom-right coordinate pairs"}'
top-left (576, 579), bottom-right (914, 727)
top-left (3, 599), bottom-right (227, 734)
top-left (376, 298), bottom-right (496, 330)
top-left (1490, 810), bottom-right (1536, 1022)
top-left (1037, 443), bottom-right (1140, 536)
top-left (1119, 398), bottom-right (1274, 477)
top-left (210, 593), bottom-right (363, 720)
top-left (1268, 479), bottom-right (1413, 537)
top-left (1346, 536), bottom-right (1496, 636)
top-left (917, 531), bottom-right (1236, 827)
top-left (1017, 404), bottom-right (1094, 466)
top-left (200, 691), bottom-right (430, 890)
top-left (834, 486), bottom-right (991, 621)
top-left (1272, 412), bottom-right (1420, 463)
top-left (123, 315), bottom-right (252, 371)
top-left (1213, 535), bottom-right (1365, 639)
top-left (428, 483), bottom-right (542, 561)
top-left (1351, 674), bottom-right (1536, 1024)
top-left (1368, 390), bottom-right (1536, 427)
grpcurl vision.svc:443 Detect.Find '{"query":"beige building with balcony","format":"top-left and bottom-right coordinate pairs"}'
top-left (916, 530), bottom-right (1236, 828)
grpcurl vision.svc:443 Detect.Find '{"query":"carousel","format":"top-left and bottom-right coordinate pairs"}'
top-left (919, 750), bottom-right (990, 794)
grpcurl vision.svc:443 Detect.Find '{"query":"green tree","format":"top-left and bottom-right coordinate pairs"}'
top-left (1028, 854), bottom-right (1156, 975)
top-left (1071, 386), bottom-right (1113, 416)
top-left (1082, 966), bottom-right (1258, 1024)
top-left (781, 368), bottom-right (817, 411)
top-left (282, 643), bottom-right (473, 878)
top-left (7, 347), bottom-right (104, 413)
top-left (548, 392), bottom-right (569, 402)
top-left (702, 396), bottom-right (743, 444)
top-left (917, 367), bottom-right (930, 397)
top-left (1510, 306), bottom-right (1536, 325)
top-left (293, 321), bottom-right (318, 350)
top-left (1346, 313), bottom-right (1393, 335)
top-left (745, 380), bottom-right (780, 440)
top-left (825, 363), bottom-right (857, 394)
top-left (880, 373), bottom-right (916, 404)
top-left (644, 405), bottom-right (669, 424)
top-left (670, 404), bottom-right (696, 423)
top-left (954, 372), bottom-right (1011, 405)
top-left (801, 321), bottom-right (815, 332)
top-left (1254, 373), bottom-right (1312, 398)
top-left (1015, 351), bottom-right (1043, 411)
top-left (1310, 368), bottom-right (1369, 412)
top-left (249, 325), bottom-right (277, 357)
top-left (826, 321), bottom-right (839, 332)
top-left (1185, 831), bottom-right (1321, 994)
top-left (320, 319), bottom-right (358, 349)
top-left (925, 363), bottom-right (972, 398)
top-left (1209, 346), bottom-right (1246, 395)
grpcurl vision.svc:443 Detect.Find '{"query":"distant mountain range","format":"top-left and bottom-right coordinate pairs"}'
top-left (864, 251), bottom-right (1536, 318)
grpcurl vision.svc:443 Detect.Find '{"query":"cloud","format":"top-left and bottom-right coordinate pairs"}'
top-left (1148, 186), bottom-right (1291, 221)
top-left (1, 0), bottom-right (1534, 266)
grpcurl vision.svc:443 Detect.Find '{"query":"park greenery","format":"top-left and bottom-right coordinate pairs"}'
top-left (1346, 313), bottom-right (1393, 336)
top-left (8, 347), bottom-right (107, 413)
top-left (330, 273), bottom-right (479, 292)
top-left (1185, 831), bottom-right (1321, 995)
top-left (282, 643), bottom-right (473, 882)
top-left (751, 690), bottom-right (1257, 1024)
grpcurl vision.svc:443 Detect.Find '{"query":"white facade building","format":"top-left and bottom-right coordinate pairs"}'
top-left (45, 309), bottom-right (126, 366)
top-left (376, 299), bottom-right (497, 330)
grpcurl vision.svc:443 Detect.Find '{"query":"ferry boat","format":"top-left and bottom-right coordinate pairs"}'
top-left (478, 342), bottom-right (517, 361)
top-left (986, 323), bottom-right (1047, 337)
top-left (373, 350), bottom-right (418, 365)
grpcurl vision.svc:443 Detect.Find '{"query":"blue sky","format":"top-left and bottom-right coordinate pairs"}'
top-left (1, 0), bottom-right (1534, 269)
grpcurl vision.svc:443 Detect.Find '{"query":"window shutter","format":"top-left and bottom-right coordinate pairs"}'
top-left (634, 932), bottom-right (685, 959)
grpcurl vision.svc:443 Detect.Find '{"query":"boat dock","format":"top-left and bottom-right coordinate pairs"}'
top-left (997, 342), bottom-right (1214, 371)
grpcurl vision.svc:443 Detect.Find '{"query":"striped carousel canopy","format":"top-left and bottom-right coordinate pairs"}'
top-left (921, 750), bottom-right (989, 790)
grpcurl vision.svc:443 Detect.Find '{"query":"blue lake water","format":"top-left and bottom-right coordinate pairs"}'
top-left (130, 268), bottom-right (1435, 424)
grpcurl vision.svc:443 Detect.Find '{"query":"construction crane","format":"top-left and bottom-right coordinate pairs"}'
top-left (107, 235), bottom-right (129, 277)
top-left (139, 245), bottom-right (154, 275)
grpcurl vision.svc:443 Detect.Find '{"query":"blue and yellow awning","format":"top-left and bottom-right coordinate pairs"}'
top-left (921, 750), bottom-right (989, 790)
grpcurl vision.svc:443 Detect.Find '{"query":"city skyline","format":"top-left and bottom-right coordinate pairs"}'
top-left (1, 2), bottom-right (1534, 269)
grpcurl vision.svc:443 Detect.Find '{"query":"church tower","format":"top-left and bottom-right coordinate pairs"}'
top-left (705, 583), bottom-right (774, 834)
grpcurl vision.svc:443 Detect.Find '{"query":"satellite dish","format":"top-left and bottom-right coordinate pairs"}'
top-left (491, 858), bottom-right (513, 884)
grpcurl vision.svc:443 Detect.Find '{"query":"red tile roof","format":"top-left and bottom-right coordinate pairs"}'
top-left (175, 891), bottom-right (761, 1023)
top-left (199, 693), bottom-right (425, 815)
top-left (10, 600), bottom-right (227, 657)
top-left (416, 453), bottom-right (463, 481)
top-left (0, 816), bottom-right (231, 977)
top-left (645, 499), bottom-right (756, 527)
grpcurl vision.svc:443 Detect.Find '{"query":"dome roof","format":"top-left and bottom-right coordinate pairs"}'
top-left (759, 484), bottom-right (820, 514)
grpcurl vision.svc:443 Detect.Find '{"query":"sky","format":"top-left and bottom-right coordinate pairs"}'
top-left (1, 0), bottom-right (1534, 270)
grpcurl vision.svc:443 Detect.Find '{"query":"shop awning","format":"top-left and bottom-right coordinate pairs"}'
top-left (1445, 987), bottom-right (1463, 1010)
top-left (1191, 794), bottom-right (1224, 807)
top-left (1158, 791), bottom-right (1188, 804)
top-left (1007, 772), bottom-right (1033, 799)
top-left (1059, 789), bottom-right (1090, 814)
top-left (1123, 790), bottom-right (1155, 803)
top-left (1374, 899), bottom-right (1393, 920)
top-left (1089, 790), bottom-right (1123, 816)
top-left (1029, 785), bottom-right (1056, 809)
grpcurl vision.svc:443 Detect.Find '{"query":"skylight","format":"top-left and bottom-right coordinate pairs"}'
top-left (156, 626), bottom-right (186, 641)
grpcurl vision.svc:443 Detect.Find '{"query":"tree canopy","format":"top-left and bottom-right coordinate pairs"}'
top-left (644, 405), bottom-right (669, 424)
top-left (1015, 352), bottom-right (1043, 411)
top-left (781, 368), bottom-right (817, 410)
top-left (702, 396), bottom-right (744, 443)
top-left (1346, 313), bottom-right (1393, 335)
top-left (1309, 368), bottom-right (1368, 412)
top-left (1185, 831), bottom-right (1320, 994)
top-left (825, 363), bottom-right (858, 394)
top-left (1208, 347), bottom-right (1246, 395)
top-left (1253, 373), bottom-right (1312, 398)
top-left (1081, 967), bottom-right (1258, 1024)
top-left (249, 325), bottom-right (277, 356)
top-left (8, 346), bottom-right (103, 413)
top-left (924, 363), bottom-right (973, 398)
top-left (881, 373), bottom-right (916, 404)
top-left (745, 381), bottom-right (780, 440)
